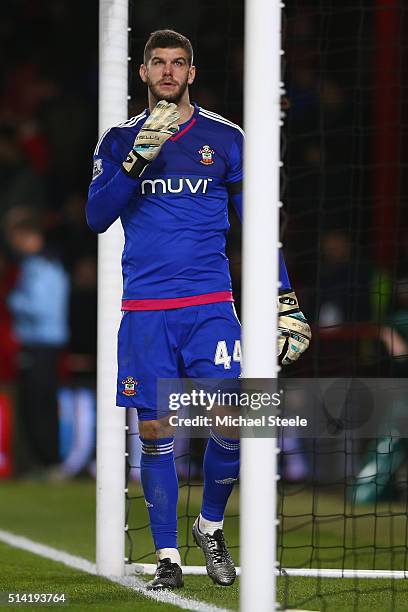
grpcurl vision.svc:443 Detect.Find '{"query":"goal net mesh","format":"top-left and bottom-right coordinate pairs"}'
top-left (125, 1), bottom-right (408, 609)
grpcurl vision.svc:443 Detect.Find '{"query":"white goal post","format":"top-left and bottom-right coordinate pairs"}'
top-left (240, 0), bottom-right (282, 610)
top-left (96, 0), bottom-right (128, 577)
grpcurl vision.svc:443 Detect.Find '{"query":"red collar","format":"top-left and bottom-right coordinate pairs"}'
top-left (170, 116), bottom-right (197, 141)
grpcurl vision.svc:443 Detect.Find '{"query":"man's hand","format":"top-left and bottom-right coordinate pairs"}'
top-left (123, 100), bottom-right (179, 178)
top-left (278, 289), bottom-right (311, 365)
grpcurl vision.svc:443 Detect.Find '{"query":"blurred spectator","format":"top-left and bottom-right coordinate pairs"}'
top-left (298, 229), bottom-right (376, 376)
top-left (48, 193), bottom-right (97, 270)
top-left (317, 230), bottom-right (373, 327)
top-left (379, 278), bottom-right (408, 375)
top-left (0, 61), bottom-right (58, 123)
top-left (6, 213), bottom-right (69, 471)
top-left (67, 255), bottom-right (97, 381)
top-left (352, 280), bottom-right (408, 504)
top-left (0, 124), bottom-right (46, 216)
top-left (43, 92), bottom-right (95, 194)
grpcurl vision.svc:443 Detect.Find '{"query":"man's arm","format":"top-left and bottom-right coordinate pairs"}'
top-left (86, 150), bottom-right (141, 233)
top-left (227, 131), bottom-right (311, 365)
top-left (229, 188), bottom-right (291, 290)
top-left (86, 101), bottom-right (179, 234)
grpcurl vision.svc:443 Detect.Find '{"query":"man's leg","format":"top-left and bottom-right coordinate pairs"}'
top-left (138, 417), bottom-right (183, 590)
top-left (20, 346), bottom-right (60, 468)
top-left (181, 302), bottom-right (241, 585)
top-left (192, 429), bottom-right (239, 586)
top-left (117, 310), bottom-right (183, 589)
top-left (200, 430), bottom-right (240, 530)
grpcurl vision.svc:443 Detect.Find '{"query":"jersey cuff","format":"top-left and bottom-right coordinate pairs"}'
top-left (122, 150), bottom-right (149, 178)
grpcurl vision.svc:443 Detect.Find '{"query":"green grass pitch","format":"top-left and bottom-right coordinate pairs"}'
top-left (1, 480), bottom-right (408, 610)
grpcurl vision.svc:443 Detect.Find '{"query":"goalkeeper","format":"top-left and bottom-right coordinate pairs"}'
top-left (86, 29), bottom-right (310, 591)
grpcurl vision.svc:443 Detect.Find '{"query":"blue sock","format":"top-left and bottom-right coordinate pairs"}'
top-left (201, 431), bottom-right (240, 521)
top-left (140, 437), bottom-right (178, 550)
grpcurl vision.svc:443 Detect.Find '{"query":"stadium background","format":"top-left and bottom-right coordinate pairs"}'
top-left (1, 0), bottom-right (406, 474)
top-left (0, 1), bottom-right (408, 609)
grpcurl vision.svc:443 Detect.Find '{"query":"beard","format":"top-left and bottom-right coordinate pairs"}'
top-left (147, 75), bottom-right (189, 104)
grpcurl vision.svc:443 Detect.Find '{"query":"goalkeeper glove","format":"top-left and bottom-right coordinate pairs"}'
top-left (122, 100), bottom-right (179, 178)
top-left (278, 289), bottom-right (311, 365)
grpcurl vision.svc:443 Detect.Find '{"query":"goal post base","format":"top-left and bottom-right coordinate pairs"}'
top-left (125, 563), bottom-right (408, 580)
top-left (125, 563), bottom-right (241, 576)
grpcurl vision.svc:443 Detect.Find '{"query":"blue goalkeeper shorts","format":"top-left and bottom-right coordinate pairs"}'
top-left (116, 302), bottom-right (241, 420)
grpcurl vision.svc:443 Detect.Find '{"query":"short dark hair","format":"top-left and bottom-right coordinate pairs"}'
top-left (4, 207), bottom-right (43, 236)
top-left (144, 29), bottom-right (193, 66)
top-left (8, 218), bottom-right (43, 236)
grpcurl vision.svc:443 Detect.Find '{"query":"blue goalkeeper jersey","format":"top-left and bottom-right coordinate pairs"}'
top-left (86, 103), bottom-right (290, 309)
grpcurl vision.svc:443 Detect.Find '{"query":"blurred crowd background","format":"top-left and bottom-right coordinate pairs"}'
top-left (0, 0), bottom-right (407, 483)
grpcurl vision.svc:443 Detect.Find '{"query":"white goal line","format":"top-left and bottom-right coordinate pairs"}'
top-left (129, 563), bottom-right (408, 580)
top-left (0, 529), bottom-right (229, 612)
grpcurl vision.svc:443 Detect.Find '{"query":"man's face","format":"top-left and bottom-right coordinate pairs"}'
top-left (9, 229), bottom-right (43, 256)
top-left (139, 47), bottom-right (195, 104)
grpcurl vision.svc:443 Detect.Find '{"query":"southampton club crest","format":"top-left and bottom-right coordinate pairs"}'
top-left (199, 144), bottom-right (215, 165)
top-left (122, 376), bottom-right (138, 396)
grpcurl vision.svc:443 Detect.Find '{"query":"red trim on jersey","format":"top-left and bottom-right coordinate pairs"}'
top-left (122, 291), bottom-right (233, 311)
top-left (170, 117), bottom-right (197, 141)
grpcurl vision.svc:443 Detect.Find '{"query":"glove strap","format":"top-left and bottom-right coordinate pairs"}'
top-left (122, 149), bottom-right (149, 179)
top-left (278, 289), bottom-right (300, 316)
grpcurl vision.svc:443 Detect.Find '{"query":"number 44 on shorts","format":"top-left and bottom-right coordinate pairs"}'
top-left (214, 340), bottom-right (241, 369)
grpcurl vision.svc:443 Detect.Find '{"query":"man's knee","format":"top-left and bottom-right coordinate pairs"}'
top-left (139, 417), bottom-right (173, 440)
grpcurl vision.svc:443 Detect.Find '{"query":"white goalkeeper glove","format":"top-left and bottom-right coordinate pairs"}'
top-left (122, 100), bottom-right (180, 178)
top-left (278, 289), bottom-right (311, 365)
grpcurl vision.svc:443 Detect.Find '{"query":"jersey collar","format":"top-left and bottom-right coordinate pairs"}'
top-left (170, 102), bottom-right (199, 141)
top-left (143, 102), bottom-right (199, 141)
